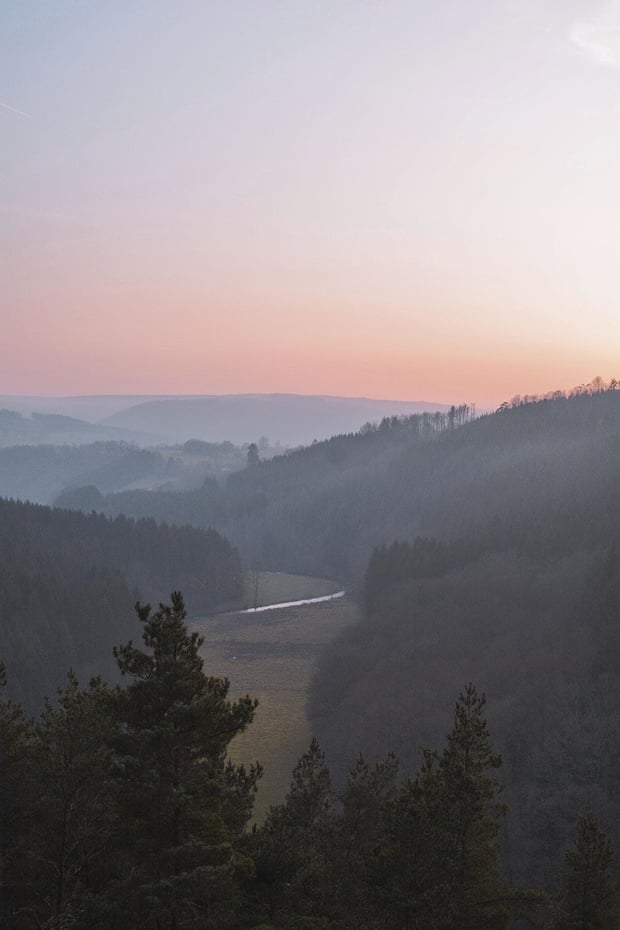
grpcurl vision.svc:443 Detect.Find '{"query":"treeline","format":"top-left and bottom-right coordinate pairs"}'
top-left (363, 537), bottom-right (482, 613)
top-left (498, 375), bottom-right (618, 410)
top-left (2, 605), bottom-right (617, 929)
top-left (359, 402), bottom-right (472, 433)
top-left (0, 498), bottom-right (241, 709)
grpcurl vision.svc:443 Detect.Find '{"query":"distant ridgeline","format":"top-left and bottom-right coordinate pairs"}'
top-left (0, 498), bottom-right (241, 709)
top-left (0, 407), bottom-right (149, 448)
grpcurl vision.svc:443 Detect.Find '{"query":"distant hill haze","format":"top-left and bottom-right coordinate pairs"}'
top-left (0, 407), bottom-right (161, 448)
top-left (100, 394), bottom-right (452, 446)
top-left (0, 395), bottom-right (155, 422)
top-left (0, 394), bottom-right (451, 446)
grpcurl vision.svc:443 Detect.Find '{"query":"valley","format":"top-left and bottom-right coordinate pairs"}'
top-left (2, 384), bottom-right (620, 924)
top-left (192, 571), bottom-right (358, 818)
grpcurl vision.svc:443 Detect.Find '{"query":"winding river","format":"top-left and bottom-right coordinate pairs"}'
top-left (236, 590), bottom-right (345, 614)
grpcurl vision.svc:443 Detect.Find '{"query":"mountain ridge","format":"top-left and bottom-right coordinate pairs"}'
top-left (100, 393), bottom-right (453, 445)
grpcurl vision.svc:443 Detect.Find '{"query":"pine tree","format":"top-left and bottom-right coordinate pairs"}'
top-left (104, 592), bottom-right (258, 930)
top-left (29, 672), bottom-right (119, 928)
top-left (427, 684), bottom-right (511, 930)
top-left (250, 738), bottom-right (334, 928)
top-left (555, 814), bottom-right (620, 930)
top-left (382, 757), bottom-right (456, 930)
top-left (0, 663), bottom-right (36, 926)
top-left (334, 754), bottom-right (400, 929)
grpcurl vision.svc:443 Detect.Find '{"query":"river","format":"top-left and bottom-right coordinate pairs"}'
top-left (237, 589), bottom-right (345, 613)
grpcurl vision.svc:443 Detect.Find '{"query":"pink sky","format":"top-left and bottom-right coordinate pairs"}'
top-left (3, 1), bottom-right (620, 409)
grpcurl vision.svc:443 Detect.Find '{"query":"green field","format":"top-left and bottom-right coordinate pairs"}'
top-left (191, 572), bottom-right (358, 819)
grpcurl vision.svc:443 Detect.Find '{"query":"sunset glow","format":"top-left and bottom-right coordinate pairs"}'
top-left (3, 1), bottom-right (620, 408)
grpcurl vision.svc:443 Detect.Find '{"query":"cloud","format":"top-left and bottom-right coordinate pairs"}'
top-left (570, 1), bottom-right (620, 68)
top-left (0, 101), bottom-right (32, 118)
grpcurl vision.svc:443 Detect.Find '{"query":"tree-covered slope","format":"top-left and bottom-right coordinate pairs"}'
top-left (0, 497), bottom-right (241, 709)
top-left (307, 387), bottom-right (620, 883)
top-left (0, 441), bottom-right (168, 504)
top-left (58, 387), bottom-right (620, 580)
top-left (57, 407), bottom-right (472, 577)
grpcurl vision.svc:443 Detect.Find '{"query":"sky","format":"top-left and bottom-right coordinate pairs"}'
top-left (2, 0), bottom-right (620, 408)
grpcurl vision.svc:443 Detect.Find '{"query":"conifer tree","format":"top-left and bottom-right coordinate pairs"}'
top-left (105, 592), bottom-right (258, 930)
top-left (29, 672), bottom-right (119, 928)
top-left (555, 814), bottom-right (620, 930)
top-left (382, 757), bottom-right (456, 930)
top-left (0, 663), bottom-right (35, 926)
top-left (250, 738), bottom-right (334, 928)
top-left (426, 684), bottom-right (511, 930)
top-left (334, 754), bottom-right (400, 928)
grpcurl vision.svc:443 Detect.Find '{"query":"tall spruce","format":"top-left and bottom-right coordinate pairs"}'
top-left (334, 754), bottom-right (400, 929)
top-left (29, 672), bottom-right (119, 928)
top-left (0, 664), bottom-right (35, 926)
top-left (375, 687), bottom-right (513, 930)
top-left (103, 592), bottom-right (258, 930)
top-left (250, 738), bottom-right (334, 928)
top-left (430, 684), bottom-right (510, 929)
top-left (555, 814), bottom-right (619, 930)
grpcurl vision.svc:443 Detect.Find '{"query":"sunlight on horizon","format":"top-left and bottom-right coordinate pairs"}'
top-left (2, 1), bottom-right (619, 406)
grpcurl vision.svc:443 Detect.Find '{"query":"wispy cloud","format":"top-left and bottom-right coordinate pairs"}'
top-left (0, 101), bottom-right (32, 118)
top-left (570, 1), bottom-right (620, 68)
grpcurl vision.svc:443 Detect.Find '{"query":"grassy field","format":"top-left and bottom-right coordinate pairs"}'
top-left (191, 572), bottom-right (358, 820)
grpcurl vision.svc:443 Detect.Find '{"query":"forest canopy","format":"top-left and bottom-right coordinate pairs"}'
top-left (0, 497), bottom-right (241, 708)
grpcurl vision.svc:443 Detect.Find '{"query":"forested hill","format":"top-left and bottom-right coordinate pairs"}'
top-left (58, 387), bottom-right (620, 580)
top-left (308, 385), bottom-right (620, 885)
top-left (0, 438), bottom-right (254, 505)
top-left (57, 406), bottom-right (471, 577)
top-left (0, 498), bottom-right (241, 708)
top-left (0, 406), bottom-right (157, 447)
top-left (0, 441), bottom-right (166, 504)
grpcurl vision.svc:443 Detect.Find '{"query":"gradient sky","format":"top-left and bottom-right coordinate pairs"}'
top-left (2, 0), bottom-right (620, 407)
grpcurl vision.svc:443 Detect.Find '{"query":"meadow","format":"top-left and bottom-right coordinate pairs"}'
top-left (192, 571), bottom-right (358, 818)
